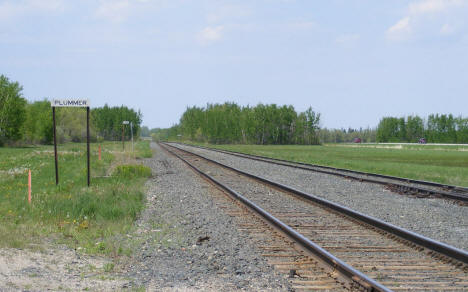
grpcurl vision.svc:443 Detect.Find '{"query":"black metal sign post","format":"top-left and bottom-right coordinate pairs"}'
top-left (52, 107), bottom-right (59, 185)
top-left (51, 99), bottom-right (91, 187)
top-left (86, 106), bottom-right (90, 187)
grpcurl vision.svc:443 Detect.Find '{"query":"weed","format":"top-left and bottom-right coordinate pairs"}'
top-left (112, 164), bottom-right (152, 179)
top-left (103, 262), bottom-right (115, 272)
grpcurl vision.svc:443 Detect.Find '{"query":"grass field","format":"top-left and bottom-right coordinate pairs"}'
top-left (0, 140), bottom-right (152, 255)
top-left (185, 142), bottom-right (468, 187)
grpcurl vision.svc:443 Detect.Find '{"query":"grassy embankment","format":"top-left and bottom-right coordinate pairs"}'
top-left (0, 140), bottom-right (152, 255)
top-left (183, 142), bottom-right (468, 187)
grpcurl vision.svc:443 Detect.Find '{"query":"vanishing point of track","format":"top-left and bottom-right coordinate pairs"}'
top-left (161, 142), bottom-right (468, 292)
top-left (171, 142), bottom-right (468, 204)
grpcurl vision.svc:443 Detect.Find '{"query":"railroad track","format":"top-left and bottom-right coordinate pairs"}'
top-left (161, 142), bottom-right (468, 292)
top-left (169, 142), bottom-right (468, 204)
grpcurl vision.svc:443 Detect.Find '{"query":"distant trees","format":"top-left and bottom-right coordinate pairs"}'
top-left (159, 109), bottom-right (468, 145)
top-left (319, 127), bottom-right (376, 143)
top-left (140, 126), bottom-right (150, 137)
top-left (376, 114), bottom-right (468, 143)
top-left (376, 117), bottom-right (405, 142)
top-left (163, 102), bottom-right (321, 145)
top-left (91, 104), bottom-right (142, 141)
top-left (405, 116), bottom-right (424, 142)
top-left (0, 75), bottom-right (27, 145)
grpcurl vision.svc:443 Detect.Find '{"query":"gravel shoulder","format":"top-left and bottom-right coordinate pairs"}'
top-left (0, 242), bottom-right (125, 291)
top-left (174, 143), bottom-right (468, 251)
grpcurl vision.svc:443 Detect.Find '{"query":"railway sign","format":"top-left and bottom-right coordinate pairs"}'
top-left (52, 99), bottom-right (90, 107)
top-left (50, 99), bottom-right (91, 187)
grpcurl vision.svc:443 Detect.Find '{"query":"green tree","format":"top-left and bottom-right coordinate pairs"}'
top-left (140, 126), bottom-right (150, 137)
top-left (92, 105), bottom-right (142, 141)
top-left (304, 107), bottom-right (321, 144)
top-left (171, 102), bottom-right (321, 145)
top-left (376, 117), bottom-right (401, 142)
top-left (0, 75), bottom-right (27, 145)
top-left (23, 99), bottom-right (53, 144)
top-left (405, 115), bottom-right (424, 142)
top-left (455, 117), bottom-right (468, 143)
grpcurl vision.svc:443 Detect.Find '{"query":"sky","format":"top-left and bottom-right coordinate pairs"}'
top-left (1, 0), bottom-right (468, 129)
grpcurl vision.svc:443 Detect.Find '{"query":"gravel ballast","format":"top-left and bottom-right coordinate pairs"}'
top-left (125, 143), bottom-right (292, 291)
top-left (173, 143), bottom-right (468, 251)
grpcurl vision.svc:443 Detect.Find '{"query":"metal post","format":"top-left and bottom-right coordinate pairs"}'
top-left (122, 124), bottom-right (125, 151)
top-left (86, 107), bottom-right (90, 187)
top-left (130, 121), bottom-right (134, 154)
top-left (52, 107), bottom-right (59, 185)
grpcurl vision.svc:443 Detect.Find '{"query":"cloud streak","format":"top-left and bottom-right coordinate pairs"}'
top-left (408, 0), bottom-right (463, 14)
top-left (386, 0), bottom-right (467, 40)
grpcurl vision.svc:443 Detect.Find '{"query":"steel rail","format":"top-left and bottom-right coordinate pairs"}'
top-left (160, 143), bottom-right (392, 292)
top-left (163, 142), bottom-right (468, 264)
top-left (170, 142), bottom-right (468, 203)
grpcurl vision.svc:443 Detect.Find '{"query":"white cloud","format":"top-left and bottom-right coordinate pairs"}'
top-left (0, 0), bottom-right (64, 20)
top-left (197, 25), bottom-right (224, 45)
top-left (408, 0), bottom-right (464, 14)
top-left (386, 0), bottom-right (467, 40)
top-left (386, 17), bottom-right (412, 40)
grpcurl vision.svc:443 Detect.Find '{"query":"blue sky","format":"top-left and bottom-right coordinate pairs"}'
top-left (1, 0), bottom-right (467, 129)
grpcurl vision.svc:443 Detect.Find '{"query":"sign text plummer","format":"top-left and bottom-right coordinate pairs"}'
top-left (52, 99), bottom-right (90, 107)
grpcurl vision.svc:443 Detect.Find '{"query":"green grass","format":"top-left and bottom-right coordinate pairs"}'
top-left (0, 140), bottom-right (152, 255)
top-left (113, 164), bottom-right (152, 179)
top-left (183, 142), bottom-right (468, 187)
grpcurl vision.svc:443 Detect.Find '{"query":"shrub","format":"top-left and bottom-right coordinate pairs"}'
top-left (112, 164), bottom-right (152, 179)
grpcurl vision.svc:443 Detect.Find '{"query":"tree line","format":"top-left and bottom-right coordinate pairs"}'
top-left (376, 115), bottom-right (468, 143)
top-left (153, 102), bottom-right (321, 145)
top-left (0, 75), bottom-right (142, 146)
top-left (318, 127), bottom-right (376, 143)
top-left (153, 108), bottom-right (468, 144)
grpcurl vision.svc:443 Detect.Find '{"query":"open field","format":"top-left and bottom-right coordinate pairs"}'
top-left (181, 142), bottom-right (468, 187)
top-left (339, 143), bottom-right (468, 151)
top-left (0, 141), bottom-right (151, 255)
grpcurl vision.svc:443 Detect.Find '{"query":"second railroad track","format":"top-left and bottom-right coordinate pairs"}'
top-left (170, 142), bottom-right (468, 204)
top-left (161, 142), bottom-right (468, 292)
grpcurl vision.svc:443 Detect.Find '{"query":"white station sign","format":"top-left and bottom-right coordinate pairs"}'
top-left (52, 99), bottom-right (90, 107)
